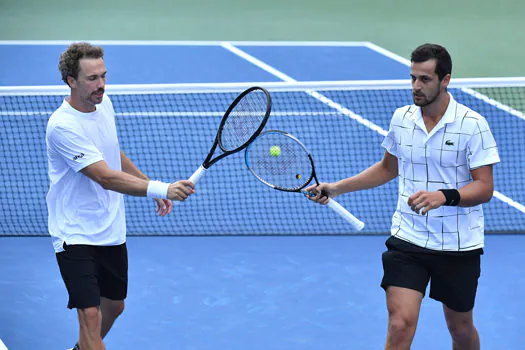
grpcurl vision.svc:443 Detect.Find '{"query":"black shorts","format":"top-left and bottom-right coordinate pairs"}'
top-left (381, 236), bottom-right (481, 312)
top-left (56, 242), bottom-right (128, 309)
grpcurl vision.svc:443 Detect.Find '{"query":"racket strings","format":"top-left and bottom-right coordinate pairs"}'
top-left (247, 133), bottom-right (313, 191)
top-left (221, 90), bottom-right (268, 151)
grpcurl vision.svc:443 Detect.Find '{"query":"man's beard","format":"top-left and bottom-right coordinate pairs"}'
top-left (88, 88), bottom-right (105, 105)
top-left (413, 89), bottom-right (439, 107)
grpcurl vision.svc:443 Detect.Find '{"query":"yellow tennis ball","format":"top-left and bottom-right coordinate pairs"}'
top-left (270, 145), bottom-right (281, 157)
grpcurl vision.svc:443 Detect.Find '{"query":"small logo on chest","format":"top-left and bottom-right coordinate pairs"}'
top-left (73, 152), bottom-right (85, 161)
top-left (445, 140), bottom-right (454, 146)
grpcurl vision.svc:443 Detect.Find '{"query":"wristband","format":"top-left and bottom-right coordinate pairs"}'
top-left (439, 189), bottom-right (460, 206)
top-left (147, 181), bottom-right (169, 199)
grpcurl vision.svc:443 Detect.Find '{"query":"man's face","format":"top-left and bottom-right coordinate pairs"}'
top-left (410, 59), bottom-right (448, 107)
top-left (69, 58), bottom-right (106, 107)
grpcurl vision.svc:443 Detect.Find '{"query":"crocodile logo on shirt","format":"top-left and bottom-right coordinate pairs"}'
top-left (445, 140), bottom-right (454, 146)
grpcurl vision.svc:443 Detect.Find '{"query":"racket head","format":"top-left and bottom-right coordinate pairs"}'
top-left (217, 86), bottom-right (272, 153)
top-left (245, 130), bottom-right (315, 192)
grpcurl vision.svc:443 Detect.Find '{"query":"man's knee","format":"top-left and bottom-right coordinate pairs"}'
top-left (385, 287), bottom-right (422, 333)
top-left (388, 314), bottom-right (418, 335)
top-left (383, 286), bottom-right (424, 349)
top-left (102, 299), bottom-right (125, 318)
top-left (444, 306), bottom-right (477, 344)
top-left (447, 319), bottom-right (476, 343)
top-left (113, 300), bottom-right (125, 317)
top-left (78, 307), bottom-right (102, 329)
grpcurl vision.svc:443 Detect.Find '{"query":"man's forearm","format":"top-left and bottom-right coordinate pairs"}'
top-left (458, 180), bottom-right (494, 207)
top-left (98, 168), bottom-right (150, 196)
top-left (120, 151), bottom-right (148, 180)
top-left (335, 161), bottom-right (397, 195)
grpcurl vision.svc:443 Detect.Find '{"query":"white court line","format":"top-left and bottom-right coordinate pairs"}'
top-left (0, 40), bottom-right (370, 47)
top-left (224, 41), bottom-right (525, 215)
top-left (0, 338), bottom-right (8, 350)
top-left (221, 42), bottom-right (387, 136)
top-left (0, 111), bottom-right (342, 117)
top-left (364, 42), bottom-right (413, 66)
top-left (116, 111), bottom-right (341, 117)
top-left (229, 41), bottom-right (371, 47)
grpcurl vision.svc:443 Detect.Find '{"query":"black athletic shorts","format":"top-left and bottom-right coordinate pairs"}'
top-left (381, 236), bottom-right (482, 312)
top-left (56, 242), bottom-right (128, 309)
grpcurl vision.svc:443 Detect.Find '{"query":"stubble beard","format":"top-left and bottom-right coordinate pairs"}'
top-left (413, 89), bottom-right (440, 107)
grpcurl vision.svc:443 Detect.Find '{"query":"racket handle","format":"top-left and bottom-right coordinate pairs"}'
top-left (175, 165), bottom-right (206, 205)
top-left (326, 198), bottom-right (365, 231)
top-left (188, 165), bottom-right (207, 185)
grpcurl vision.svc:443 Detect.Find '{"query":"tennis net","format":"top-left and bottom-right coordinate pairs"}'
top-left (1, 78), bottom-right (524, 235)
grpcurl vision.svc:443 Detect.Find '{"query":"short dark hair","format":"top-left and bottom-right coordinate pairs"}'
top-left (58, 42), bottom-right (104, 86)
top-left (411, 44), bottom-right (452, 80)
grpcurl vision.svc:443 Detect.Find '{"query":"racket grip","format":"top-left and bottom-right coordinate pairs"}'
top-left (175, 165), bottom-right (206, 205)
top-left (188, 165), bottom-right (207, 184)
top-left (326, 199), bottom-right (365, 231)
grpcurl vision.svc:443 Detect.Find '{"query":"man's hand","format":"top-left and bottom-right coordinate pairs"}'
top-left (304, 182), bottom-right (338, 205)
top-left (154, 198), bottom-right (173, 216)
top-left (167, 180), bottom-right (195, 201)
top-left (407, 190), bottom-right (447, 215)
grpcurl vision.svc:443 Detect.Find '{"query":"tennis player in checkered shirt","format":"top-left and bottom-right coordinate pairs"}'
top-left (307, 43), bottom-right (499, 350)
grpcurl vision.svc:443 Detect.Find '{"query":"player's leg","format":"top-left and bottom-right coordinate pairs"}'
top-left (381, 246), bottom-right (430, 350)
top-left (56, 243), bottom-right (105, 349)
top-left (429, 254), bottom-right (481, 350)
top-left (100, 298), bottom-right (125, 338)
top-left (98, 243), bottom-right (128, 339)
top-left (66, 298), bottom-right (123, 347)
top-left (384, 287), bottom-right (424, 350)
top-left (77, 306), bottom-right (105, 350)
top-left (443, 307), bottom-right (479, 350)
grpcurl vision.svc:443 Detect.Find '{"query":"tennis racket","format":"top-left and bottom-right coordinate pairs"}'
top-left (187, 86), bottom-right (272, 185)
top-left (245, 130), bottom-right (365, 231)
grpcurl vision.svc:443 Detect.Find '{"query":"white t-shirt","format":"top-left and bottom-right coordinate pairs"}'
top-left (46, 94), bottom-right (126, 252)
top-left (381, 93), bottom-right (500, 251)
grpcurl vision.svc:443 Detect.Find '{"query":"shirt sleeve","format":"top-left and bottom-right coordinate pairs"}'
top-left (467, 117), bottom-right (500, 169)
top-left (47, 125), bottom-right (104, 172)
top-left (381, 110), bottom-right (400, 158)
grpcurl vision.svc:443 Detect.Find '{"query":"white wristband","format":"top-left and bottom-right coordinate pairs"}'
top-left (147, 180), bottom-right (169, 199)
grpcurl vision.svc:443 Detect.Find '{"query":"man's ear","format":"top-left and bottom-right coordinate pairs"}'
top-left (441, 73), bottom-right (451, 89)
top-left (67, 75), bottom-right (76, 88)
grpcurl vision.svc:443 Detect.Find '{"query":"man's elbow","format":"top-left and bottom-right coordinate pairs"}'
top-left (86, 170), bottom-right (114, 190)
top-left (485, 190), bottom-right (494, 203)
top-left (482, 185), bottom-right (494, 204)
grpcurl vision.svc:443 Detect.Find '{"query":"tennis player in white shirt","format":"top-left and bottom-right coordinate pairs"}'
top-left (46, 42), bottom-right (195, 350)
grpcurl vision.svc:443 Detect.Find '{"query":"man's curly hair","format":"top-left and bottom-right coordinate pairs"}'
top-left (58, 42), bottom-right (104, 86)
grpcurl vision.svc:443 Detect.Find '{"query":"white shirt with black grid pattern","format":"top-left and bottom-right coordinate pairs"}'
top-left (381, 93), bottom-right (500, 251)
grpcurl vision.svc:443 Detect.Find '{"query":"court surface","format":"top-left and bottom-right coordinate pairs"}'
top-left (0, 41), bottom-right (524, 349)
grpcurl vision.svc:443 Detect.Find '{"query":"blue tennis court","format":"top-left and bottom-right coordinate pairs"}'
top-left (0, 41), bottom-right (524, 349)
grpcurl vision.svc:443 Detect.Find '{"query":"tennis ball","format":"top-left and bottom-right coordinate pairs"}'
top-left (270, 145), bottom-right (281, 157)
